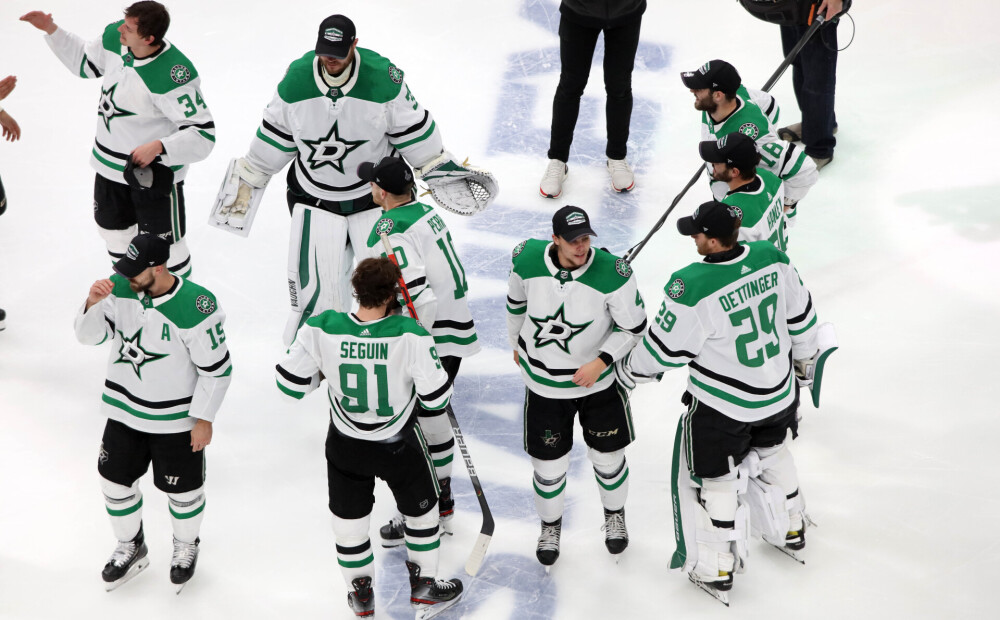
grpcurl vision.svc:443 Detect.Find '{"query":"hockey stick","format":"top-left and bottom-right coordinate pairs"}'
top-left (379, 232), bottom-right (494, 577)
top-left (624, 14), bottom-right (827, 264)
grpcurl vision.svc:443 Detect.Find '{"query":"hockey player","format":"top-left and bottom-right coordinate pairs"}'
top-left (215, 14), bottom-right (495, 345)
top-left (681, 59), bottom-right (817, 210)
top-left (699, 131), bottom-right (794, 250)
top-left (276, 257), bottom-right (464, 618)
top-left (0, 73), bottom-right (20, 331)
top-left (506, 206), bottom-right (648, 566)
top-left (355, 156), bottom-right (481, 547)
top-left (74, 233), bottom-right (232, 592)
top-left (21, 3), bottom-right (215, 277)
top-left (620, 200), bottom-right (822, 602)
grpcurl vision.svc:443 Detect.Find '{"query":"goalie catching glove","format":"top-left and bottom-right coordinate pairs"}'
top-left (209, 157), bottom-right (271, 237)
top-left (794, 322), bottom-right (839, 408)
top-left (414, 151), bottom-right (498, 216)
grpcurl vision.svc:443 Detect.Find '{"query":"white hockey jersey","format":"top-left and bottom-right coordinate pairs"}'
top-left (276, 311), bottom-right (451, 442)
top-left (724, 169), bottom-right (791, 251)
top-left (507, 240), bottom-right (647, 399)
top-left (701, 85), bottom-right (817, 206)
top-left (45, 21), bottom-right (215, 184)
top-left (247, 48), bottom-right (443, 203)
top-left (74, 274), bottom-right (232, 434)
top-left (629, 242), bottom-right (819, 422)
top-left (363, 201), bottom-right (480, 358)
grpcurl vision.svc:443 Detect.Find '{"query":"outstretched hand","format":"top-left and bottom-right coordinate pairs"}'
top-left (0, 75), bottom-right (16, 101)
top-left (20, 11), bottom-right (58, 35)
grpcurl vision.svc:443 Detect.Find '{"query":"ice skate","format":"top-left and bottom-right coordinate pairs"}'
top-left (406, 560), bottom-right (463, 619)
top-left (535, 518), bottom-right (561, 570)
top-left (102, 524), bottom-right (149, 592)
top-left (379, 513), bottom-right (406, 548)
top-left (539, 159), bottom-right (567, 198)
top-left (688, 547), bottom-right (734, 606)
top-left (770, 512), bottom-right (807, 564)
top-left (347, 576), bottom-right (374, 617)
top-left (438, 477), bottom-right (455, 534)
top-left (688, 572), bottom-right (731, 607)
top-left (170, 537), bottom-right (200, 593)
top-left (602, 508), bottom-right (628, 557)
top-left (606, 158), bottom-right (635, 192)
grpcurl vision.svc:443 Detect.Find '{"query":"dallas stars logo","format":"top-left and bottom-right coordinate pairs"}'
top-left (667, 278), bottom-right (685, 300)
top-left (529, 303), bottom-right (592, 354)
top-left (375, 218), bottom-right (394, 235)
top-left (97, 83), bottom-right (136, 131)
top-left (301, 121), bottom-right (368, 173)
top-left (115, 327), bottom-right (167, 379)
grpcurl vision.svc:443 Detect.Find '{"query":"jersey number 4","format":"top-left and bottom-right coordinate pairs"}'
top-left (730, 292), bottom-right (780, 368)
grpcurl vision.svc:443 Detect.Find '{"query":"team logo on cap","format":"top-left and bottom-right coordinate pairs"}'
top-left (170, 65), bottom-right (192, 84)
top-left (738, 123), bottom-right (760, 140)
top-left (717, 135), bottom-right (728, 148)
top-left (615, 258), bottom-right (632, 278)
top-left (324, 27), bottom-right (344, 42)
top-left (512, 240), bottom-right (527, 258)
top-left (565, 212), bottom-right (587, 226)
top-left (667, 278), bottom-right (685, 299)
top-left (699, 62), bottom-right (711, 75)
top-left (388, 65), bottom-right (404, 84)
top-left (126, 243), bottom-right (140, 260)
top-left (375, 218), bottom-right (394, 235)
top-left (195, 295), bottom-right (216, 315)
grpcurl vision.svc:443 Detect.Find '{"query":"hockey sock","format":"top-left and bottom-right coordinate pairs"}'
top-left (332, 514), bottom-right (374, 586)
top-left (168, 238), bottom-right (192, 279)
top-left (100, 477), bottom-right (143, 542)
top-left (418, 410), bottom-right (455, 480)
top-left (98, 225), bottom-right (137, 265)
top-left (588, 448), bottom-right (629, 512)
top-left (403, 508), bottom-right (440, 580)
top-left (531, 455), bottom-right (569, 523)
top-left (167, 487), bottom-right (206, 543)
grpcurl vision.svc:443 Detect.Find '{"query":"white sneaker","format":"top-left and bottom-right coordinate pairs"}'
top-left (607, 159), bottom-right (635, 192)
top-left (539, 159), bottom-right (568, 198)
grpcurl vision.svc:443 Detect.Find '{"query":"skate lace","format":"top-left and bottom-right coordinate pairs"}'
top-left (607, 159), bottom-right (633, 175)
top-left (537, 524), bottom-right (560, 551)
top-left (388, 513), bottom-right (405, 533)
top-left (172, 539), bottom-right (198, 569)
top-left (433, 578), bottom-right (460, 593)
top-left (542, 159), bottom-right (566, 180)
top-left (109, 540), bottom-right (137, 567)
top-left (602, 511), bottom-right (627, 539)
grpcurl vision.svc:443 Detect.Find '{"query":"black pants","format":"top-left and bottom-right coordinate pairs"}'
top-left (548, 13), bottom-right (642, 162)
top-left (781, 20), bottom-right (839, 159)
top-left (0, 171), bottom-right (6, 216)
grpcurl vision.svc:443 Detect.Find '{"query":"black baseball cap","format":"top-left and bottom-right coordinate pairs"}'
top-left (114, 233), bottom-right (170, 278)
top-left (680, 60), bottom-right (741, 96)
top-left (357, 156), bottom-right (414, 195)
top-left (124, 158), bottom-right (174, 197)
top-left (316, 15), bottom-right (356, 59)
top-left (552, 205), bottom-right (597, 242)
top-left (699, 132), bottom-right (761, 172)
top-left (677, 200), bottom-right (741, 239)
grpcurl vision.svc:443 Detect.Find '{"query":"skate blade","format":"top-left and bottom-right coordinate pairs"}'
top-left (104, 556), bottom-right (150, 592)
top-left (413, 593), bottom-right (462, 620)
top-left (687, 573), bottom-right (730, 607)
top-left (771, 544), bottom-right (805, 564)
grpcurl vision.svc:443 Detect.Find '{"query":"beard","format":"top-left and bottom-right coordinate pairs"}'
top-left (128, 274), bottom-right (155, 293)
top-left (693, 95), bottom-right (717, 114)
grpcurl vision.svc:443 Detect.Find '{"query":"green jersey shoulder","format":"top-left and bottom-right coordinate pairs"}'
top-left (366, 202), bottom-right (435, 248)
top-left (306, 310), bottom-right (430, 339)
top-left (663, 242), bottom-right (789, 307)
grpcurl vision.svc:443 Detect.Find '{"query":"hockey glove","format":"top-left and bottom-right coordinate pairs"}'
top-left (414, 150), bottom-right (498, 215)
top-left (614, 354), bottom-right (662, 391)
top-left (210, 157), bottom-right (270, 236)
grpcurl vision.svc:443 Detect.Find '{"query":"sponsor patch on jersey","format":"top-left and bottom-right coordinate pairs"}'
top-left (388, 65), bottom-right (404, 84)
top-left (512, 240), bottom-right (527, 258)
top-left (195, 295), bottom-right (216, 314)
top-left (615, 258), bottom-right (632, 278)
top-left (729, 206), bottom-right (743, 220)
top-left (738, 122), bottom-right (760, 140)
top-left (375, 218), bottom-right (394, 236)
top-left (170, 64), bottom-right (192, 84)
top-left (667, 278), bottom-right (685, 299)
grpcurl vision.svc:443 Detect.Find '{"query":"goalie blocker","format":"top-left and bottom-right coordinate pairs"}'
top-left (414, 151), bottom-right (499, 216)
top-left (209, 158), bottom-right (271, 237)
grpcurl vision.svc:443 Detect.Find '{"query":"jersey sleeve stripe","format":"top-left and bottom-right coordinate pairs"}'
top-left (618, 318), bottom-right (647, 335)
top-left (432, 319), bottom-right (475, 330)
top-left (390, 120), bottom-right (436, 150)
top-left (419, 381), bottom-right (451, 403)
top-left (648, 330), bottom-right (696, 360)
top-left (255, 128), bottom-right (298, 153)
top-left (275, 379), bottom-right (306, 400)
top-left (507, 304), bottom-right (527, 315)
top-left (387, 111), bottom-right (430, 138)
top-left (262, 119), bottom-right (294, 142)
top-left (198, 351), bottom-right (230, 373)
top-left (787, 314), bottom-right (817, 336)
top-left (787, 294), bottom-right (813, 324)
top-left (275, 363), bottom-right (313, 385)
top-left (434, 333), bottom-right (477, 346)
top-left (179, 121), bottom-right (216, 130)
top-left (405, 276), bottom-right (426, 288)
top-left (641, 338), bottom-right (687, 368)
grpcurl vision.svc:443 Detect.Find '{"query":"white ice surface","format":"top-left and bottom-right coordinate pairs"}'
top-left (0, 1), bottom-right (996, 618)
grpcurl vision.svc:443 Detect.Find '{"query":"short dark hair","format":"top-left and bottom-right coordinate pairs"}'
top-left (730, 160), bottom-right (758, 182)
top-left (125, 1), bottom-right (170, 46)
top-left (352, 257), bottom-right (401, 308)
top-left (713, 218), bottom-right (742, 248)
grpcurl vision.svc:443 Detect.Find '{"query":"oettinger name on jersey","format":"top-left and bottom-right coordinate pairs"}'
top-left (529, 303), bottom-right (592, 354)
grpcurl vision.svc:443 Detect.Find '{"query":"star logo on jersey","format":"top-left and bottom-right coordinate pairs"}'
top-left (115, 327), bottom-right (168, 379)
top-left (738, 122), bottom-right (760, 140)
top-left (301, 121), bottom-right (368, 173)
top-left (375, 218), bottom-right (394, 235)
top-left (97, 83), bottom-right (136, 131)
top-left (529, 303), bottom-right (592, 354)
top-left (667, 278), bottom-right (685, 299)
top-left (542, 430), bottom-right (561, 448)
top-left (195, 295), bottom-right (215, 315)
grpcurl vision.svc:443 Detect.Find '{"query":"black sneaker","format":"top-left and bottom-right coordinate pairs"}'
top-left (536, 518), bottom-right (562, 566)
top-left (347, 576), bottom-right (374, 617)
top-left (406, 560), bottom-right (463, 613)
top-left (602, 508), bottom-right (628, 554)
top-left (102, 524), bottom-right (149, 590)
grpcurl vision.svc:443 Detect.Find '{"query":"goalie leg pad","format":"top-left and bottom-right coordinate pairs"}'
top-left (532, 455), bottom-right (570, 523)
top-left (283, 205), bottom-right (350, 345)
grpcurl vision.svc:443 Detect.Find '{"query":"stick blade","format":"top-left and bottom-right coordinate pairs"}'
top-left (464, 532), bottom-right (492, 576)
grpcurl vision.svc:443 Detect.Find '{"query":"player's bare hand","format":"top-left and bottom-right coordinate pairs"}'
top-left (0, 75), bottom-right (16, 101)
top-left (191, 419), bottom-right (213, 452)
top-left (0, 111), bottom-right (20, 142)
top-left (85, 278), bottom-right (114, 310)
top-left (130, 140), bottom-right (164, 168)
top-left (20, 12), bottom-right (58, 35)
top-left (817, 0), bottom-right (844, 20)
top-left (513, 351), bottom-right (520, 366)
top-left (572, 358), bottom-right (608, 388)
